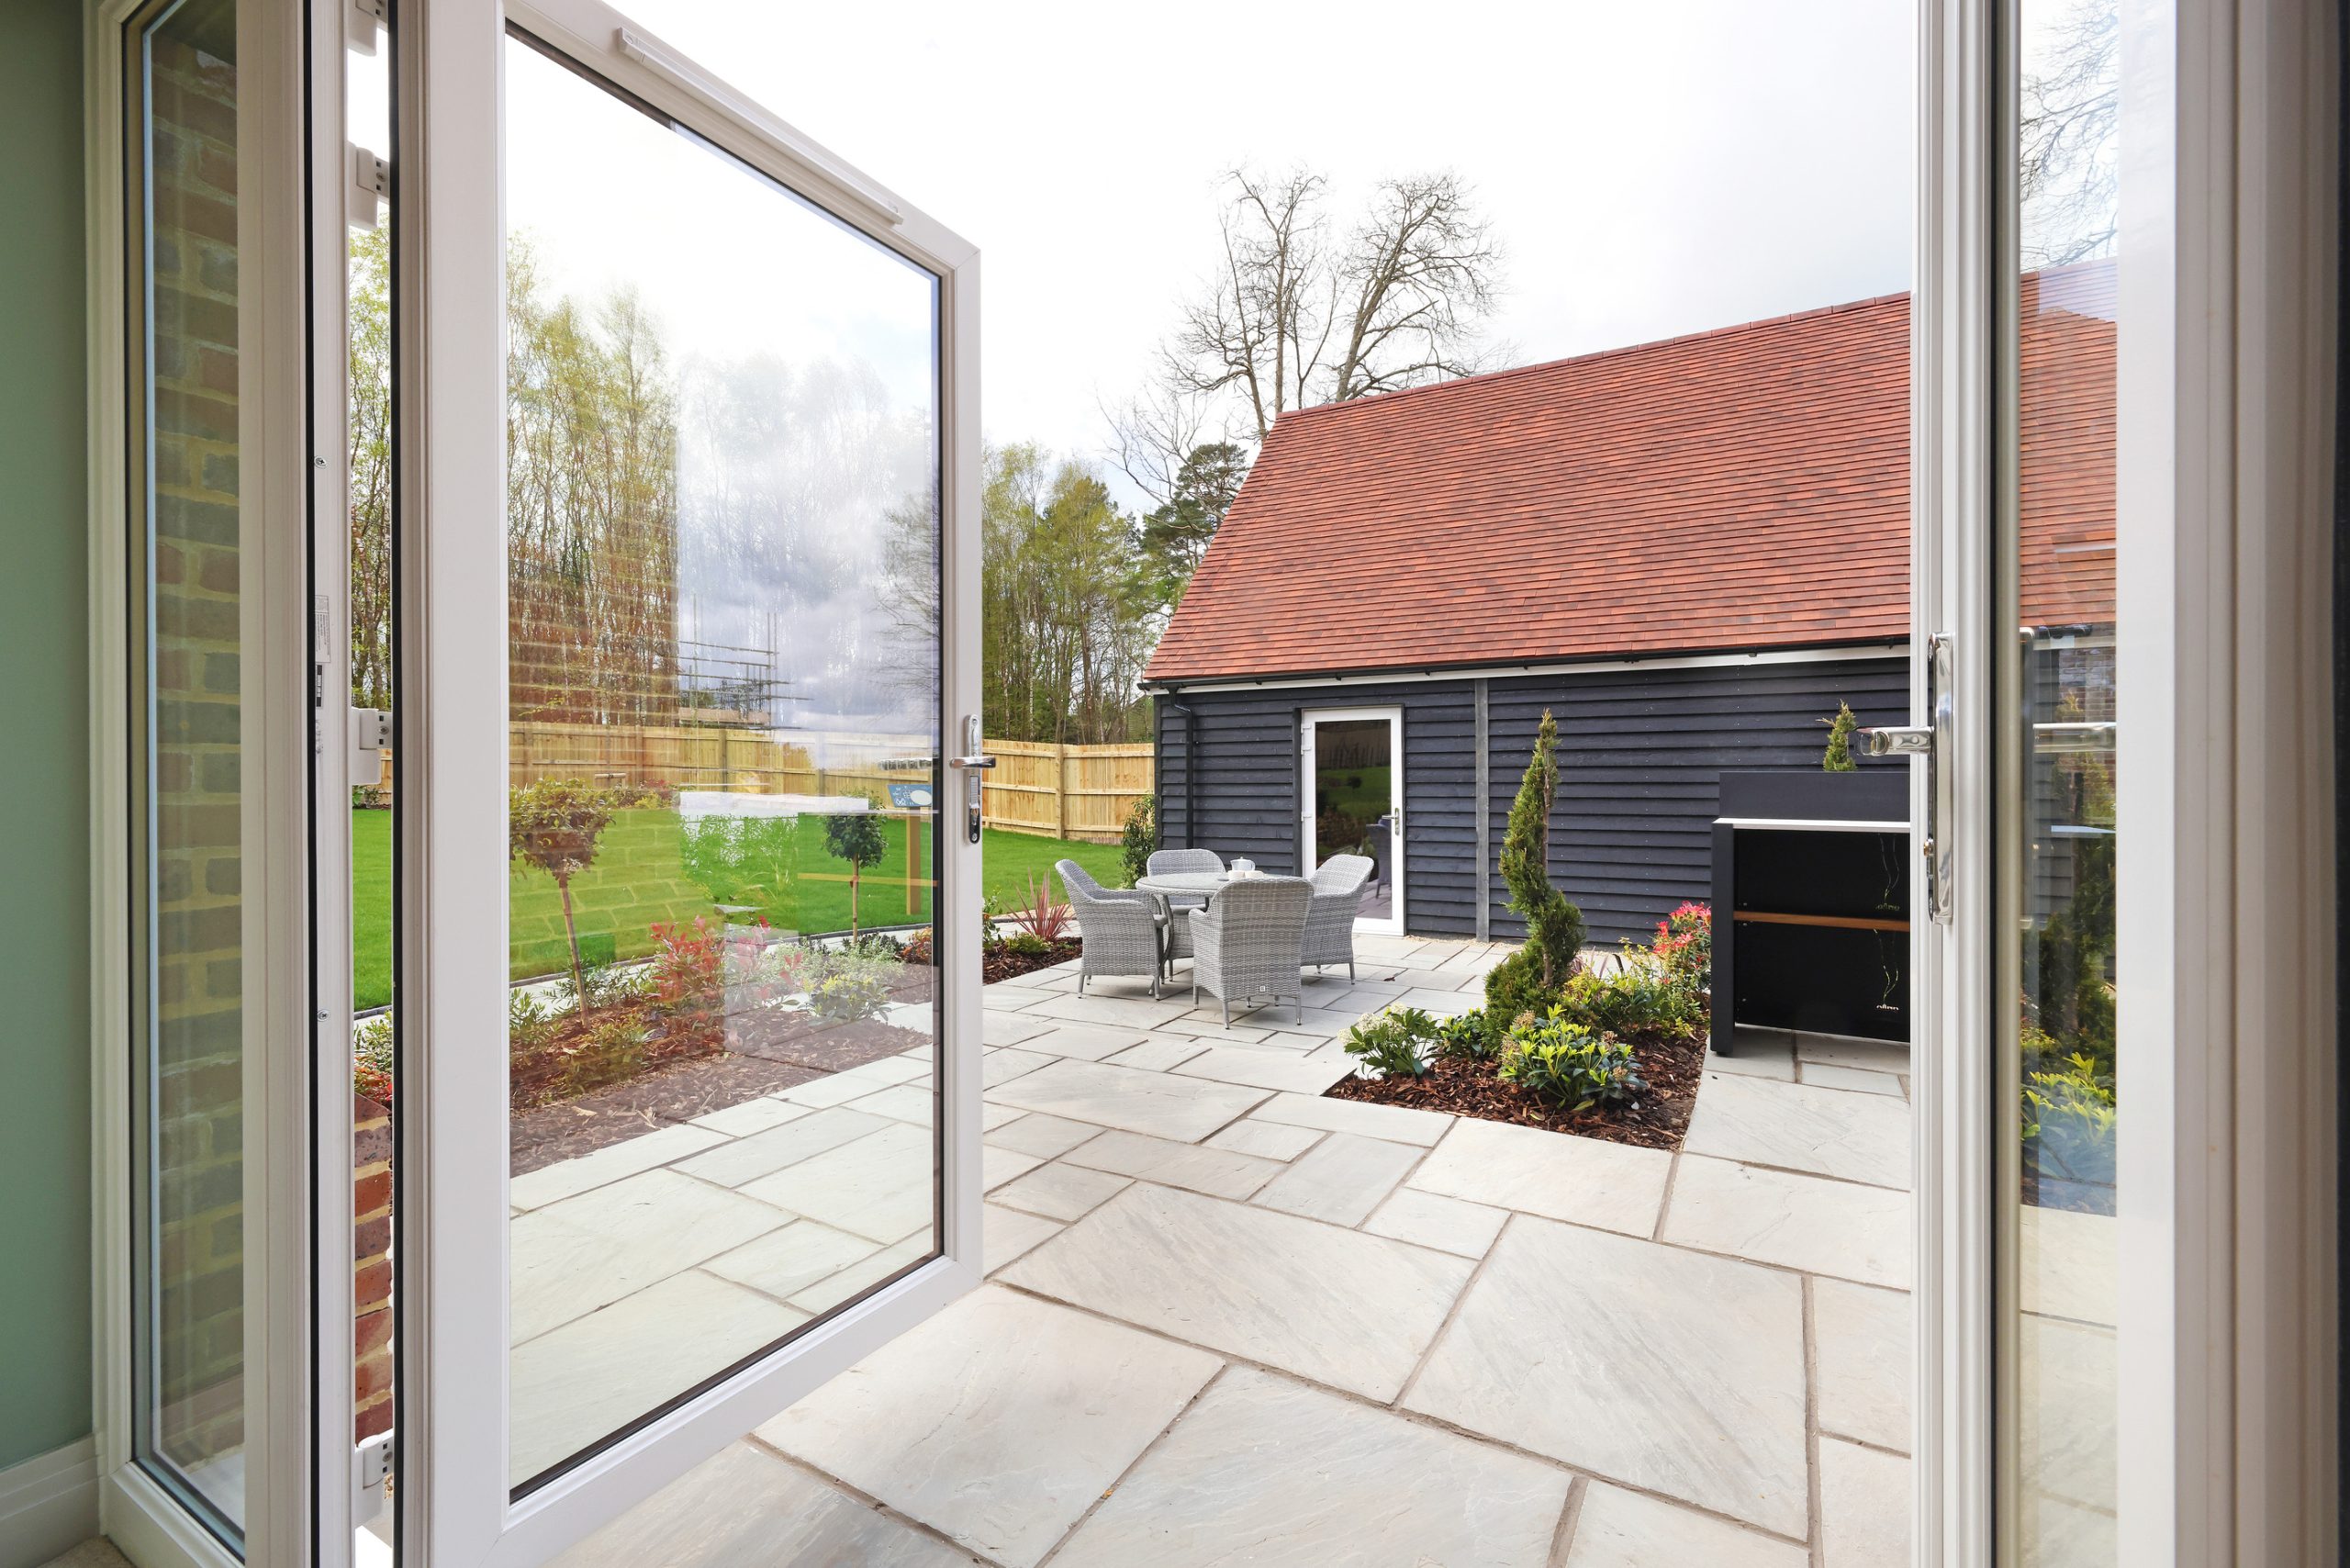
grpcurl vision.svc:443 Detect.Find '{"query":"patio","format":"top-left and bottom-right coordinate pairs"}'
top-left (515, 933), bottom-right (1923, 1566)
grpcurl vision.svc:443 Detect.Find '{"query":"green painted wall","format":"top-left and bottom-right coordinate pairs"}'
top-left (0, 0), bottom-right (95, 1472)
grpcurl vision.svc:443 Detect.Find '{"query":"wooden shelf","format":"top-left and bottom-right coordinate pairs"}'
top-left (1733, 909), bottom-right (1910, 934)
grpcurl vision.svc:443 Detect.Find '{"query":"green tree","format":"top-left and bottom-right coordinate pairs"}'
top-left (1138, 442), bottom-right (1249, 607)
top-left (1821, 701), bottom-right (1860, 772)
top-left (509, 778), bottom-right (618, 1010)
top-left (823, 809), bottom-right (889, 935)
top-left (1121, 794), bottom-right (1157, 885)
top-left (348, 225), bottom-right (392, 709)
top-left (1485, 711), bottom-right (1586, 1023)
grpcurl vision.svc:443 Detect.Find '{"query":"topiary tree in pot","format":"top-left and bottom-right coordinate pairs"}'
top-left (1484, 710), bottom-right (1587, 1032)
top-left (509, 778), bottom-right (618, 1014)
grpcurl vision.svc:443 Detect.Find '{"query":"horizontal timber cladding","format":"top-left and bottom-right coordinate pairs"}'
top-left (1155, 679), bottom-right (1481, 932)
top-left (1158, 651), bottom-right (1908, 946)
top-left (1485, 655), bottom-right (1908, 946)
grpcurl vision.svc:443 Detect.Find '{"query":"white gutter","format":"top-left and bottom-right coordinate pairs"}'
top-left (1141, 641), bottom-right (1907, 696)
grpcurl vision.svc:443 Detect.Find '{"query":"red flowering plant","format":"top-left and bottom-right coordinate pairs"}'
top-left (649, 917), bottom-right (727, 1055)
top-left (1651, 902), bottom-right (1712, 1000)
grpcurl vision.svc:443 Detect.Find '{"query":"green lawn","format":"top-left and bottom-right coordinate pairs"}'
top-left (350, 808), bottom-right (1126, 1012)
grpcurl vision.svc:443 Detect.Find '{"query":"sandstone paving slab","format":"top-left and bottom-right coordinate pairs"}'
top-left (1799, 1061), bottom-right (1904, 1095)
top-left (1360, 1186), bottom-right (1509, 1259)
top-left (1061, 1128), bottom-right (1282, 1200)
top-left (986, 1058), bottom-right (1267, 1143)
top-left (1819, 1437), bottom-right (1911, 1568)
top-left (760, 1286), bottom-right (1221, 1568)
top-left (981, 1011), bottom-right (1056, 1047)
top-left (1403, 1215), bottom-right (1809, 1537)
top-left (1170, 1044), bottom-right (1357, 1095)
top-left (1661, 1156), bottom-right (1910, 1289)
top-left (1815, 1277), bottom-right (1912, 1452)
top-left (1203, 1119), bottom-right (1325, 1161)
top-left (988, 1160), bottom-right (1133, 1222)
top-left (548, 1440), bottom-right (979, 1568)
top-left (982, 1203), bottom-right (1063, 1273)
top-left (1008, 1023), bottom-right (1148, 1060)
top-left (1001, 1183), bottom-right (1472, 1401)
top-left (509, 1122), bottom-right (727, 1209)
top-left (673, 1107), bottom-right (895, 1188)
top-left (1247, 1091), bottom-right (1453, 1146)
top-left (1562, 1483), bottom-right (1807, 1568)
top-left (1102, 1036), bottom-right (1211, 1072)
top-left (740, 1122), bottom-right (936, 1244)
top-left (1684, 1073), bottom-right (1911, 1190)
top-left (984, 1112), bottom-right (1106, 1159)
top-left (1405, 1117), bottom-right (1673, 1237)
top-left (1046, 1366), bottom-right (1569, 1568)
top-left (511, 1271), bottom-right (803, 1486)
top-left (704, 1219), bottom-right (888, 1305)
top-left (511, 1169), bottom-right (790, 1343)
top-left (1249, 1131), bottom-right (1422, 1226)
top-left (789, 1234), bottom-right (929, 1313)
top-left (688, 1097), bottom-right (814, 1138)
top-left (1019, 991), bottom-right (1197, 1030)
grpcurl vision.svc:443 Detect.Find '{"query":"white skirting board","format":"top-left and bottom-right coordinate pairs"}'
top-left (0, 1438), bottom-right (101, 1568)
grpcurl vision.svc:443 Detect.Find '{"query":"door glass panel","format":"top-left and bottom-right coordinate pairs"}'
top-left (129, 0), bottom-right (250, 1542)
top-left (2007, 0), bottom-right (2123, 1559)
top-left (1309, 717), bottom-right (1393, 922)
top-left (501, 31), bottom-right (943, 1494)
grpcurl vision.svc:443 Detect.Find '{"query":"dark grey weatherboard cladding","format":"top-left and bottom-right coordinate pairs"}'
top-left (1157, 653), bottom-right (1908, 946)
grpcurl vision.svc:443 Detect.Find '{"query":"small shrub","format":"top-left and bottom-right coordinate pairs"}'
top-left (1483, 946), bottom-right (1571, 1042)
top-left (1820, 701), bottom-right (1860, 772)
top-left (1006, 871), bottom-right (1074, 943)
top-left (1497, 1008), bottom-right (1648, 1112)
top-left (2020, 1025), bottom-right (2117, 1187)
top-left (811, 967), bottom-right (891, 1023)
top-left (555, 959), bottom-right (650, 1014)
top-left (508, 990), bottom-right (559, 1054)
top-left (650, 918), bottom-right (726, 1051)
top-left (1121, 795), bottom-right (1156, 885)
top-left (566, 1017), bottom-right (650, 1092)
top-left (1005, 931), bottom-right (1056, 958)
top-left (899, 928), bottom-right (935, 967)
top-left (1553, 966), bottom-right (1699, 1041)
top-left (353, 1013), bottom-right (395, 1102)
top-left (1344, 1007), bottom-right (1440, 1079)
top-left (1652, 902), bottom-right (1711, 993)
top-left (1434, 1009), bottom-right (1495, 1061)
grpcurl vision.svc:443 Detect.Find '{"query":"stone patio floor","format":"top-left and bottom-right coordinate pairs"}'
top-left (539, 935), bottom-right (1922, 1567)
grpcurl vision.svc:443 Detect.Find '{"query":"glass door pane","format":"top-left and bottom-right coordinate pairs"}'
top-left (499, 28), bottom-right (944, 1494)
top-left (1306, 714), bottom-right (1397, 924)
top-left (2003, 0), bottom-right (2125, 1559)
top-left (127, 0), bottom-right (250, 1543)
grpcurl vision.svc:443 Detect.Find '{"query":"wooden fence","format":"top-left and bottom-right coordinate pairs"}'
top-left (379, 723), bottom-right (1153, 844)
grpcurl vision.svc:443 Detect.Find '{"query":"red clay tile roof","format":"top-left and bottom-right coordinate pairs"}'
top-left (1145, 270), bottom-right (2116, 684)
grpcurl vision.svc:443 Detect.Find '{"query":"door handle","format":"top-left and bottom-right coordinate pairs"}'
top-left (1862, 631), bottom-right (1953, 924)
top-left (944, 716), bottom-right (994, 845)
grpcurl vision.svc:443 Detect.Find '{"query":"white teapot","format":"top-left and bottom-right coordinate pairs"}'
top-left (1230, 858), bottom-right (1257, 878)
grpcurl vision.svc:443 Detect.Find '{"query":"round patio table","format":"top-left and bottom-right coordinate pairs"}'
top-left (1134, 870), bottom-right (1232, 905)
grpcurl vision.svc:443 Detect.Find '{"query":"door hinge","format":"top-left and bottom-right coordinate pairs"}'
top-left (348, 143), bottom-right (388, 231)
top-left (352, 707), bottom-right (391, 788)
top-left (346, 0), bottom-right (385, 55)
top-left (353, 1430), bottom-right (392, 1527)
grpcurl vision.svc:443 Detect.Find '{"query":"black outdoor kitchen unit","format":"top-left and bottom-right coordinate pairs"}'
top-left (1710, 770), bottom-right (1912, 1055)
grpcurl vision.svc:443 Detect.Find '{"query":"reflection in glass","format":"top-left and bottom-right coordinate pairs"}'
top-left (1309, 719), bottom-right (1395, 923)
top-left (500, 34), bottom-right (942, 1492)
top-left (2009, 0), bottom-right (2122, 1560)
top-left (129, 0), bottom-right (250, 1540)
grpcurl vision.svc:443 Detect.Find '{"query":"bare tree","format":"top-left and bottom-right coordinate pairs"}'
top-left (1143, 165), bottom-right (1505, 451)
top-left (2020, 0), bottom-right (2118, 266)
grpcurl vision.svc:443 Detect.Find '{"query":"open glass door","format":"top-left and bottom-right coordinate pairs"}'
top-left (1302, 709), bottom-right (1404, 935)
top-left (395, 3), bottom-right (983, 1561)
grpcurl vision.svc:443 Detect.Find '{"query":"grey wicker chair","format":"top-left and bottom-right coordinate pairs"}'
top-left (1146, 848), bottom-right (1225, 969)
top-left (1058, 858), bottom-right (1164, 997)
top-left (1189, 875), bottom-right (1312, 1025)
top-left (1302, 853), bottom-right (1374, 980)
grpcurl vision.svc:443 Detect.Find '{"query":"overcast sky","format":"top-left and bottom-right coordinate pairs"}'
top-left (621, 0), bottom-right (1915, 502)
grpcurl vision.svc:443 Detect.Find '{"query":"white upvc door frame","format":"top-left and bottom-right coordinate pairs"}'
top-left (1299, 706), bottom-right (1405, 935)
top-left (392, 2), bottom-right (985, 1563)
top-left (83, 0), bottom-right (319, 1563)
top-left (1917, 0), bottom-right (2340, 1564)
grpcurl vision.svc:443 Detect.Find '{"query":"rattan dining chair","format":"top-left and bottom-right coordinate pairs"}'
top-left (1058, 859), bottom-right (1165, 997)
top-left (1189, 875), bottom-right (1312, 1025)
top-left (1302, 853), bottom-right (1374, 981)
top-left (1146, 847), bottom-right (1225, 971)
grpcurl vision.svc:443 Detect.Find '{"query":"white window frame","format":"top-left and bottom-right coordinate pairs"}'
top-left (1300, 706), bottom-right (1405, 935)
top-left (390, 2), bottom-right (985, 1562)
top-left (83, 0), bottom-right (318, 1563)
top-left (1915, 0), bottom-right (2339, 1564)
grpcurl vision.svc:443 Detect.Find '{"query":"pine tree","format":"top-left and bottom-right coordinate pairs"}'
top-left (1487, 711), bottom-right (1586, 1020)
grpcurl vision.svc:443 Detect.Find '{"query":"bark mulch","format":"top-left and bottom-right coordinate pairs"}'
top-left (1324, 1025), bottom-right (1708, 1153)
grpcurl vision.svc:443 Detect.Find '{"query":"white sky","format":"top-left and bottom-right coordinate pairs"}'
top-left (352, 2), bottom-right (1915, 503)
top-left (623, 0), bottom-right (1916, 501)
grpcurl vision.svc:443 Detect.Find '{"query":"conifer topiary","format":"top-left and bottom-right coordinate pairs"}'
top-left (1485, 711), bottom-right (1586, 1027)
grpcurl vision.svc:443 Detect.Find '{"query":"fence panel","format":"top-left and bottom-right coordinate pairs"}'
top-left (398, 722), bottom-right (1151, 843)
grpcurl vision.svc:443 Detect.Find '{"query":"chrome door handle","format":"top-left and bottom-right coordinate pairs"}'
top-left (1862, 632), bottom-right (1953, 924)
top-left (947, 717), bottom-right (993, 844)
